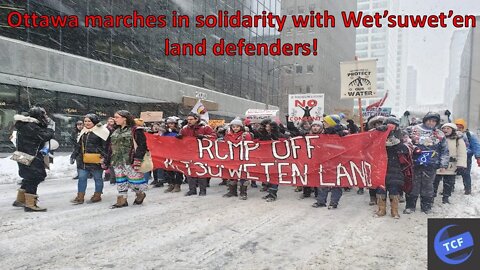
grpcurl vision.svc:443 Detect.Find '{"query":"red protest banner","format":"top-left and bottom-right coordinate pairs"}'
top-left (145, 129), bottom-right (391, 188)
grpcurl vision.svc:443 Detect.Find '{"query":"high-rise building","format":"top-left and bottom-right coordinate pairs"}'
top-left (453, 18), bottom-right (480, 132)
top-left (445, 30), bottom-right (469, 110)
top-left (279, 0), bottom-right (356, 115)
top-left (0, 0), bottom-right (282, 150)
top-left (355, 0), bottom-right (406, 115)
top-left (406, 66), bottom-right (418, 109)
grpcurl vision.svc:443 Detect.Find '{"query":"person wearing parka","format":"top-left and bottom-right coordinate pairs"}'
top-left (223, 118), bottom-right (253, 200)
top-left (109, 110), bottom-right (148, 208)
top-left (404, 112), bottom-right (449, 214)
top-left (70, 114), bottom-right (110, 205)
top-left (374, 117), bottom-right (410, 219)
top-left (12, 106), bottom-right (55, 212)
top-left (177, 112), bottom-right (217, 196)
top-left (433, 123), bottom-right (467, 204)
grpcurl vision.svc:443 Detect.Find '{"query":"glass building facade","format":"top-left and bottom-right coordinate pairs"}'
top-left (0, 0), bottom-right (282, 151)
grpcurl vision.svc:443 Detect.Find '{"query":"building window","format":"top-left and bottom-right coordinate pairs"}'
top-left (296, 65), bottom-right (303, 74)
top-left (307, 65), bottom-right (314, 73)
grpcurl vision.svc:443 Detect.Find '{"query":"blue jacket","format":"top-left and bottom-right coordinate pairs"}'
top-left (163, 130), bottom-right (179, 137)
top-left (462, 130), bottom-right (480, 158)
top-left (406, 124), bottom-right (449, 169)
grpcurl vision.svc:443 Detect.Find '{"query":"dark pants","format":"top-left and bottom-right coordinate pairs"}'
top-left (434, 174), bottom-right (455, 198)
top-left (317, 187), bottom-right (342, 206)
top-left (376, 184), bottom-right (401, 196)
top-left (460, 153), bottom-right (473, 191)
top-left (267, 183), bottom-right (279, 198)
top-left (165, 170), bottom-right (183, 185)
top-left (303, 187), bottom-right (318, 197)
top-left (20, 178), bottom-right (42, 195)
top-left (153, 169), bottom-right (165, 182)
top-left (406, 166), bottom-right (436, 211)
top-left (188, 177), bottom-right (207, 194)
top-left (369, 188), bottom-right (377, 198)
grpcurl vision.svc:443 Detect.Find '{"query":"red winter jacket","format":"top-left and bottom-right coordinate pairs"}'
top-left (225, 131), bottom-right (253, 143)
top-left (180, 123), bottom-right (217, 139)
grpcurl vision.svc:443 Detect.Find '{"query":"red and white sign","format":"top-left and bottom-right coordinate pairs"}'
top-left (145, 128), bottom-right (392, 188)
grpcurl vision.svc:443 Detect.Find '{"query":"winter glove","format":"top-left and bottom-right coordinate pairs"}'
top-left (133, 158), bottom-right (142, 172)
top-left (175, 134), bottom-right (183, 139)
top-left (477, 158), bottom-right (480, 167)
top-left (456, 167), bottom-right (466, 175)
top-left (70, 158), bottom-right (75, 165)
top-left (196, 134), bottom-right (205, 140)
top-left (375, 125), bottom-right (388, 132)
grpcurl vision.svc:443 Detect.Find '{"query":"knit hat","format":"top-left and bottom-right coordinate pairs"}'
top-left (441, 123), bottom-right (457, 131)
top-left (454, 118), bottom-right (467, 129)
top-left (323, 115), bottom-right (341, 127)
top-left (166, 117), bottom-right (177, 124)
top-left (84, 113), bottom-right (100, 125)
top-left (230, 118), bottom-right (243, 127)
top-left (311, 120), bottom-right (323, 128)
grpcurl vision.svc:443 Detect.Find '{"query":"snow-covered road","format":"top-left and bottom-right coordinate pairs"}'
top-left (0, 156), bottom-right (479, 270)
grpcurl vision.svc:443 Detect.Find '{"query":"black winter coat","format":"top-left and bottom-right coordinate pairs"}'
top-left (385, 142), bottom-right (410, 187)
top-left (15, 116), bottom-right (54, 182)
top-left (71, 131), bottom-right (109, 170)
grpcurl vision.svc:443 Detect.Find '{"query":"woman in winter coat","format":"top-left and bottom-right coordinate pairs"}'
top-left (70, 114), bottom-right (110, 204)
top-left (433, 123), bottom-right (467, 204)
top-left (223, 118), bottom-right (253, 200)
top-left (163, 117), bottom-right (183, 193)
top-left (404, 112), bottom-right (449, 214)
top-left (257, 119), bottom-right (287, 202)
top-left (12, 106), bottom-right (54, 212)
top-left (375, 117), bottom-right (410, 219)
top-left (109, 110), bottom-right (148, 208)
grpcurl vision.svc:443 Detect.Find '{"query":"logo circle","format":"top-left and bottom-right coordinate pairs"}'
top-left (434, 225), bottom-right (474, 265)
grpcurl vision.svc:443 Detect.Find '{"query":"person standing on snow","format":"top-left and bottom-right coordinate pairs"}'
top-left (404, 112), bottom-right (449, 214)
top-left (312, 114), bottom-right (348, 209)
top-left (223, 118), bottom-right (253, 200)
top-left (163, 117), bottom-right (183, 193)
top-left (69, 114), bottom-right (110, 205)
top-left (374, 117), bottom-right (411, 219)
top-left (433, 123), bottom-right (467, 204)
top-left (454, 118), bottom-right (480, 195)
top-left (176, 112), bottom-right (217, 196)
top-left (12, 106), bottom-right (55, 212)
top-left (109, 110), bottom-right (148, 208)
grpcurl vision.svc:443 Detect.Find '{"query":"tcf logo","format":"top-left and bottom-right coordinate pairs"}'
top-left (429, 219), bottom-right (480, 270)
top-left (434, 225), bottom-right (474, 265)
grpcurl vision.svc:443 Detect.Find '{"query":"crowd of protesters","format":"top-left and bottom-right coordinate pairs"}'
top-left (10, 106), bottom-right (480, 219)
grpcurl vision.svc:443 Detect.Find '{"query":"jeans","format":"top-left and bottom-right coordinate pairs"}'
top-left (78, 169), bottom-right (104, 193)
top-left (317, 187), bottom-right (342, 206)
top-left (461, 153), bottom-right (473, 191)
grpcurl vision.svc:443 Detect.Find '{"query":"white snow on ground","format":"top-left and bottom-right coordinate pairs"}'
top-left (0, 156), bottom-right (479, 270)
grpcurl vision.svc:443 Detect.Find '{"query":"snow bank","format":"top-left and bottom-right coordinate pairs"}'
top-left (0, 155), bottom-right (75, 184)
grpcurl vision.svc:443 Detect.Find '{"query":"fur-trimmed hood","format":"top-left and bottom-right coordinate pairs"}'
top-left (14, 114), bottom-right (40, 124)
top-left (77, 123), bottom-right (110, 142)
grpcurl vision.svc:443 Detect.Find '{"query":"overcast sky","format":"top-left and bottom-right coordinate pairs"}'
top-left (399, 0), bottom-right (480, 105)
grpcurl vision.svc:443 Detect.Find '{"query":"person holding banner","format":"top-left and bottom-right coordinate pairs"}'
top-left (404, 112), bottom-right (449, 214)
top-left (109, 110), bottom-right (149, 208)
top-left (176, 112), bottom-right (217, 196)
top-left (313, 114), bottom-right (347, 209)
top-left (257, 119), bottom-right (287, 202)
top-left (222, 118), bottom-right (253, 200)
top-left (163, 117), bottom-right (183, 193)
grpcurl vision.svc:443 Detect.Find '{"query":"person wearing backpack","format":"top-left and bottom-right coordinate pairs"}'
top-left (454, 119), bottom-right (480, 195)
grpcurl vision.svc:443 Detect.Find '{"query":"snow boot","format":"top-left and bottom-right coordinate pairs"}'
top-left (164, 184), bottom-right (175, 193)
top-left (312, 202), bottom-right (327, 208)
top-left (13, 189), bottom-right (26, 207)
top-left (111, 196), bottom-right (128, 209)
top-left (328, 204), bottom-right (338, 210)
top-left (375, 194), bottom-right (387, 216)
top-left (420, 196), bottom-right (432, 214)
top-left (223, 182), bottom-right (238, 197)
top-left (390, 195), bottom-right (400, 219)
top-left (403, 195), bottom-right (417, 214)
top-left (239, 185), bottom-right (248, 200)
top-left (369, 196), bottom-right (377, 206)
top-left (173, 184), bottom-right (181, 193)
top-left (185, 190), bottom-right (197, 196)
top-left (442, 196), bottom-right (450, 204)
top-left (465, 189), bottom-right (471, 195)
top-left (133, 192), bottom-right (146, 205)
top-left (24, 193), bottom-right (47, 212)
top-left (71, 192), bottom-right (85, 205)
top-left (90, 192), bottom-right (102, 203)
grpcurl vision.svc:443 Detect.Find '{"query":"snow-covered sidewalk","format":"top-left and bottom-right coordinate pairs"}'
top-left (0, 156), bottom-right (479, 269)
